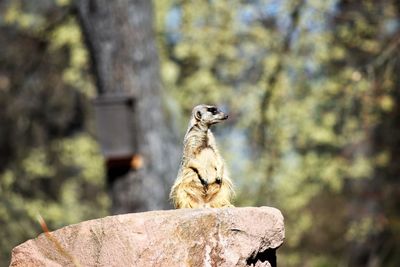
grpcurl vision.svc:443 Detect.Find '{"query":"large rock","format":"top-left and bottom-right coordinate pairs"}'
top-left (10, 207), bottom-right (284, 267)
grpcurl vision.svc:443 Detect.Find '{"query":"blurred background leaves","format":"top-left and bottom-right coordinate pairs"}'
top-left (0, 0), bottom-right (108, 264)
top-left (1, 0), bottom-right (400, 266)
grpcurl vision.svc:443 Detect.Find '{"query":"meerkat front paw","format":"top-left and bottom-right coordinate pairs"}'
top-left (189, 166), bottom-right (209, 186)
top-left (198, 176), bottom-right (209, 186)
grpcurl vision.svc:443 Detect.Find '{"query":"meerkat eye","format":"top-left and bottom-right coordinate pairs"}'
top-left (207, 107), bottom-right (218, 115)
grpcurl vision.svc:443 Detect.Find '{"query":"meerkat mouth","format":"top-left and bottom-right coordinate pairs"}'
top-left (214, 113), bottom-right (228, 123)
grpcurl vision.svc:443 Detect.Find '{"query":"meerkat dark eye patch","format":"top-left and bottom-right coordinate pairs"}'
top-left (207, 107), bottom-right (218, 114)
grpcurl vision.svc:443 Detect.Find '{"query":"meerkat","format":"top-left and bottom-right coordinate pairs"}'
top-left (170, 104), bottom-right (235, 208)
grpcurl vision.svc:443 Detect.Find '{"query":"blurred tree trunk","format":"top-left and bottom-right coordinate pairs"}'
top-left (76, 0), bottom-right (179, 214)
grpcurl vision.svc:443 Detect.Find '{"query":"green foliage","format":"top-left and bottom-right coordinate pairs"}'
top-left (155, 0), bottom-right (400, 266)
top-left (0, 134), bottom-right (109, 263)
top-left (0, 1), bottom-right (108, 265)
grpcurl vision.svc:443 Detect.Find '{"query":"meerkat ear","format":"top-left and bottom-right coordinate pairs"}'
top-left (195, 110), bottom-right (202, 120)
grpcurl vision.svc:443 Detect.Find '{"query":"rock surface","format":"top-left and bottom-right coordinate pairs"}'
top-left (10, 207), bottom-right (284, 267)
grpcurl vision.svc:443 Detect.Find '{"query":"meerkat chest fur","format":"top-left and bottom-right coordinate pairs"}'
top-left (183, 128), bottom-right (215, 160)
top-left (196, 147), bottom-right (218, 178)
top-left (182, 129), bottom-right (219, 181)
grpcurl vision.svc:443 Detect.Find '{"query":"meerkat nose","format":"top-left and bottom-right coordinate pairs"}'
top-left (223, 114), bottom-right (229, 119)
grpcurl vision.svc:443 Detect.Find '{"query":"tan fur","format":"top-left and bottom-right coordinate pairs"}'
top-left (170, 104), bottom-right (235, 208)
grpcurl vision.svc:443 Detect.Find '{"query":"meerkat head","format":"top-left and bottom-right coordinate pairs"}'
top-left (191, 104), bottom-right (228, 126)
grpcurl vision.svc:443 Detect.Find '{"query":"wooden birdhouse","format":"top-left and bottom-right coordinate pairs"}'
top-left (93, 94), bottom-right (136, 161)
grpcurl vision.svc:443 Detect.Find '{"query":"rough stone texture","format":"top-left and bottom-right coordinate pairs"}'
top-left (10, 207), bottom-right (284, 267)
